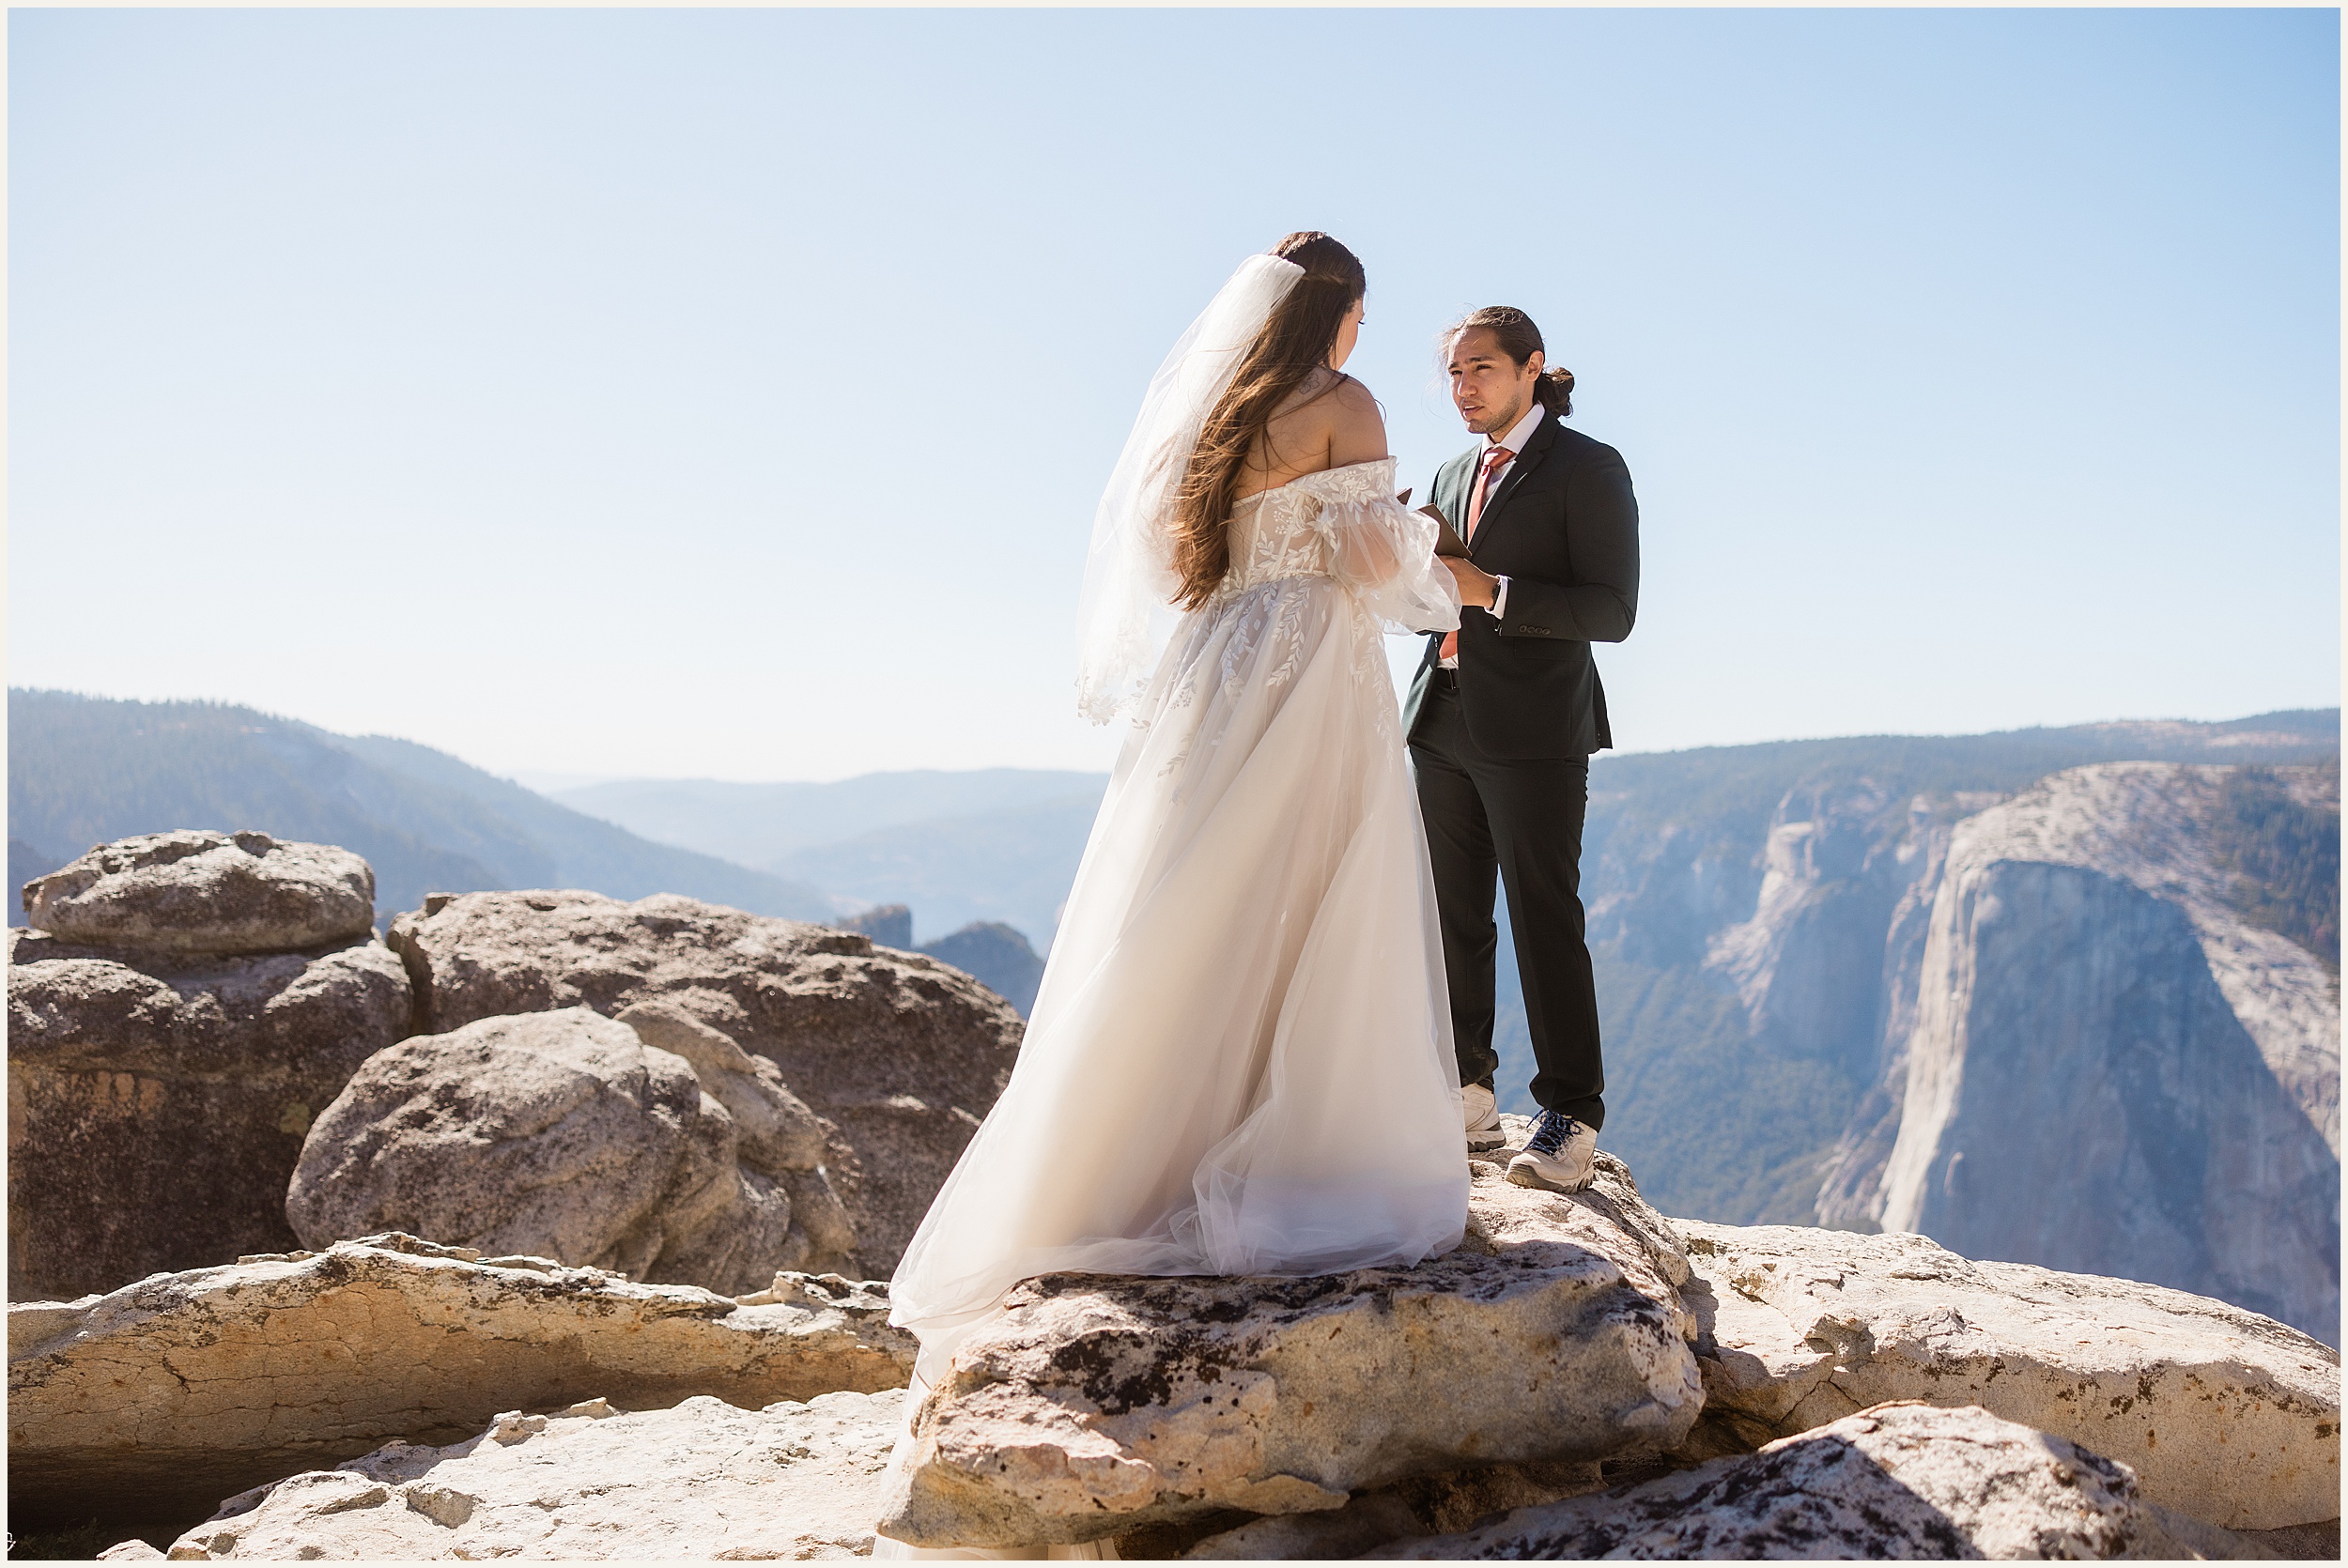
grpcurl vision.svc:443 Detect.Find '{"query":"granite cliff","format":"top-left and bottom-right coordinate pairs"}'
top-left (1835, 763), bottom-right (2338, 1340)
top-left (1568, 727), bottom-right (2339, 1343)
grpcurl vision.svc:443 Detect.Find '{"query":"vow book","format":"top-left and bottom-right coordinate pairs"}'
top-left (1398, 489), bottom-right (1472, 559)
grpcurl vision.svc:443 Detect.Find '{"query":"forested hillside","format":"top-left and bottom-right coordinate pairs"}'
top-left (8, 691), bottom-right (837, 928)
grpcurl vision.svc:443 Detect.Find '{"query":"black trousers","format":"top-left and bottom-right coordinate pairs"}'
top-left (1409, 670), bottom-right (1606, 1130)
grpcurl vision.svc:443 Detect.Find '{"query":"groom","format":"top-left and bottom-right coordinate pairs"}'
top-left (1407, 306), bottom-right (1640, 1194)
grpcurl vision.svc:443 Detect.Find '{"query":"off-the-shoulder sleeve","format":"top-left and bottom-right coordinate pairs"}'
top-left (1303, 460), bottom-right (1461, 635)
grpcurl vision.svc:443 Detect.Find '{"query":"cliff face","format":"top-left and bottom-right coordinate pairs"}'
top-left (1704, 778), bottom-right (1919, 1086)
top-left (1861, 764), bottom-right (2339, 1340)
top-left (1567, 746), bottom-right (2340, 1344)
top-left (1519, 715), bottom-right (2335, 1233)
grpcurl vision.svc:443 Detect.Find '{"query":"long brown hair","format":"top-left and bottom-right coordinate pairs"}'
top-left (1446, 305), bottom-right (1574, 417)
top-left (1168, 232), bottom-right (1367, 610)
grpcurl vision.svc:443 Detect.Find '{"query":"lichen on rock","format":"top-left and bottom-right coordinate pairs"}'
top-left (878, 1160), bottom-right (1705, 1549)
top-left (1371, 1402), bottom-right (2258, 1560)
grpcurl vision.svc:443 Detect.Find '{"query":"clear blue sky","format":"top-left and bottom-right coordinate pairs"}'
top-left (10, 7), bottom-right (2339, 783)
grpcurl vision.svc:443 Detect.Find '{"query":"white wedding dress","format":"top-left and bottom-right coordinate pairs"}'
top-left (873, 257), bottom-right (1468, 1559)
top-left (889, 456), bottom-right (1469, 1362)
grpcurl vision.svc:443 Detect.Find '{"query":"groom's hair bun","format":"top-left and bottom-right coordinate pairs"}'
top-left (1448, 306), bottom-right (1575, 417)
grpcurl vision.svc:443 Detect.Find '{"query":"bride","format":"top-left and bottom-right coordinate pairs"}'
top-left (877, 233), bottom-right (1469, 1554)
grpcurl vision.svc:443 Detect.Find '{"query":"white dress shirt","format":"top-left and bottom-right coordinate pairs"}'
top-left (1439, 399), bottom-right (1545, 668)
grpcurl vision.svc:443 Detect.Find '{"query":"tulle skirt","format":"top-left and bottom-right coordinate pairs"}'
top-left (873, 574), bottom-right (1469, 1555)
top-left (889, 569), bottom-right (1467, 1360)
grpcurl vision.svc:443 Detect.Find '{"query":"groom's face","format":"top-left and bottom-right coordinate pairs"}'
top-left (1447, 328), bottom-right (1543, 437)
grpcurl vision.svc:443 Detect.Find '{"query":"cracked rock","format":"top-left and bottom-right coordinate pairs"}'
top-left (8, 922), bottom-right (410, 1301)
top-left (1676, 1220), bottom-right (2341, 1530)
top-left (7, 1233), bottom-right (913, 1530)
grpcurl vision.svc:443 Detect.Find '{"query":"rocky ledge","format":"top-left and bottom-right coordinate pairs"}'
top-left (881, 1156), bottom-right (1700, 1548)
top-left (1679, 1219), bottom-right (2340, 1531)
top-left (1371, 1401), bottom-right (2324, 1560)
top-left (873, 1146), bottom-right (2340, 1556)
top-left (18, 1145), bottom-right (2339, 1559)
top-left (157, 1391), bottom-right (908, 1560)
top-left (7, 1233), bottom-right (914, 1530)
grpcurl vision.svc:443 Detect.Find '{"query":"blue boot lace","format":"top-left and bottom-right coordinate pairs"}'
top-left (1525, 1109), bottom-right (1583, 1158)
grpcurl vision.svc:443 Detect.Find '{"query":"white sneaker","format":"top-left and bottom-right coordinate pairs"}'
top-left (1463, 1082), bottom-right (1507, 1153)
top-left (1506, 1110), bottom-right (1597, 1192)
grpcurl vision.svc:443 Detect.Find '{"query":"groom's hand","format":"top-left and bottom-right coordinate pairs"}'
top-left (1443, 557), bottom-right (1499, 609)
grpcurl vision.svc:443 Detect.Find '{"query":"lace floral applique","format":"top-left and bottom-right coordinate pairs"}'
top-left (1258, 586), bottom-right (1309, 694)
top-left (1287, 460), bottom-right (1399, 508)
top-left (1143, 455), bottom-right (1428, 770)
top-left (1350, 600), bottom-right (1398, 745)
top-left (1216, 604), bottom-right (1257, 699)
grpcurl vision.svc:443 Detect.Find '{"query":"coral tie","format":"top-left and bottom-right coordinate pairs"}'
top-left (1439, 444), bottom-right (1519, 663)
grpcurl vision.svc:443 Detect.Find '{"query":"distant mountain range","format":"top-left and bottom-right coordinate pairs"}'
top-left (557, 772), bottom-right (1110, 867)
top-left (556, 773), bottom-right (1108, 946)
top-left (7, 690), bottom-right (837, 929)
top-left (589, 705), bottom-right (2338, 1246)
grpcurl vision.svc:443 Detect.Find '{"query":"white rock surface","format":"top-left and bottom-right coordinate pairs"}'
top-left (1678, 1219), bottom-right (2341, 1530)
top-left (1371, 1401), bottom-right (2241, 1560)
top-left (8, 1232), bottom-right (913, 1528)
top-left (879, 1159), bottom-right (1702, 1549)
top-left (164, 1390), bottom-right (905, 1560)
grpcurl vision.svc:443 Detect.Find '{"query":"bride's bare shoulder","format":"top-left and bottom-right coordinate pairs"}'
top-left (1323, 375), bottom-right (1389, 466)
top-left (1324, 373), bottom-right (1381, 420)
top-left (1251, 371), bottom-right (1387, 484)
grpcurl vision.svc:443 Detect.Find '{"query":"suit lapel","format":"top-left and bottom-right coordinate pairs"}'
top-left (1434, 446), bottom-right (1477, 529)
top-left (1418, 445), bottom-right (1481, 674)
top-left (1470, 415), bottom-right (1558, 558)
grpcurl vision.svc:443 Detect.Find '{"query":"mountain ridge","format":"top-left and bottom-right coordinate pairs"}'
top-left (6, 690), bottom-right (839, 929)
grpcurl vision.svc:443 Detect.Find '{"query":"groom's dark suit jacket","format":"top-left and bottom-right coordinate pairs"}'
top-left (1404, 414), bottom-right (1641, 759)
